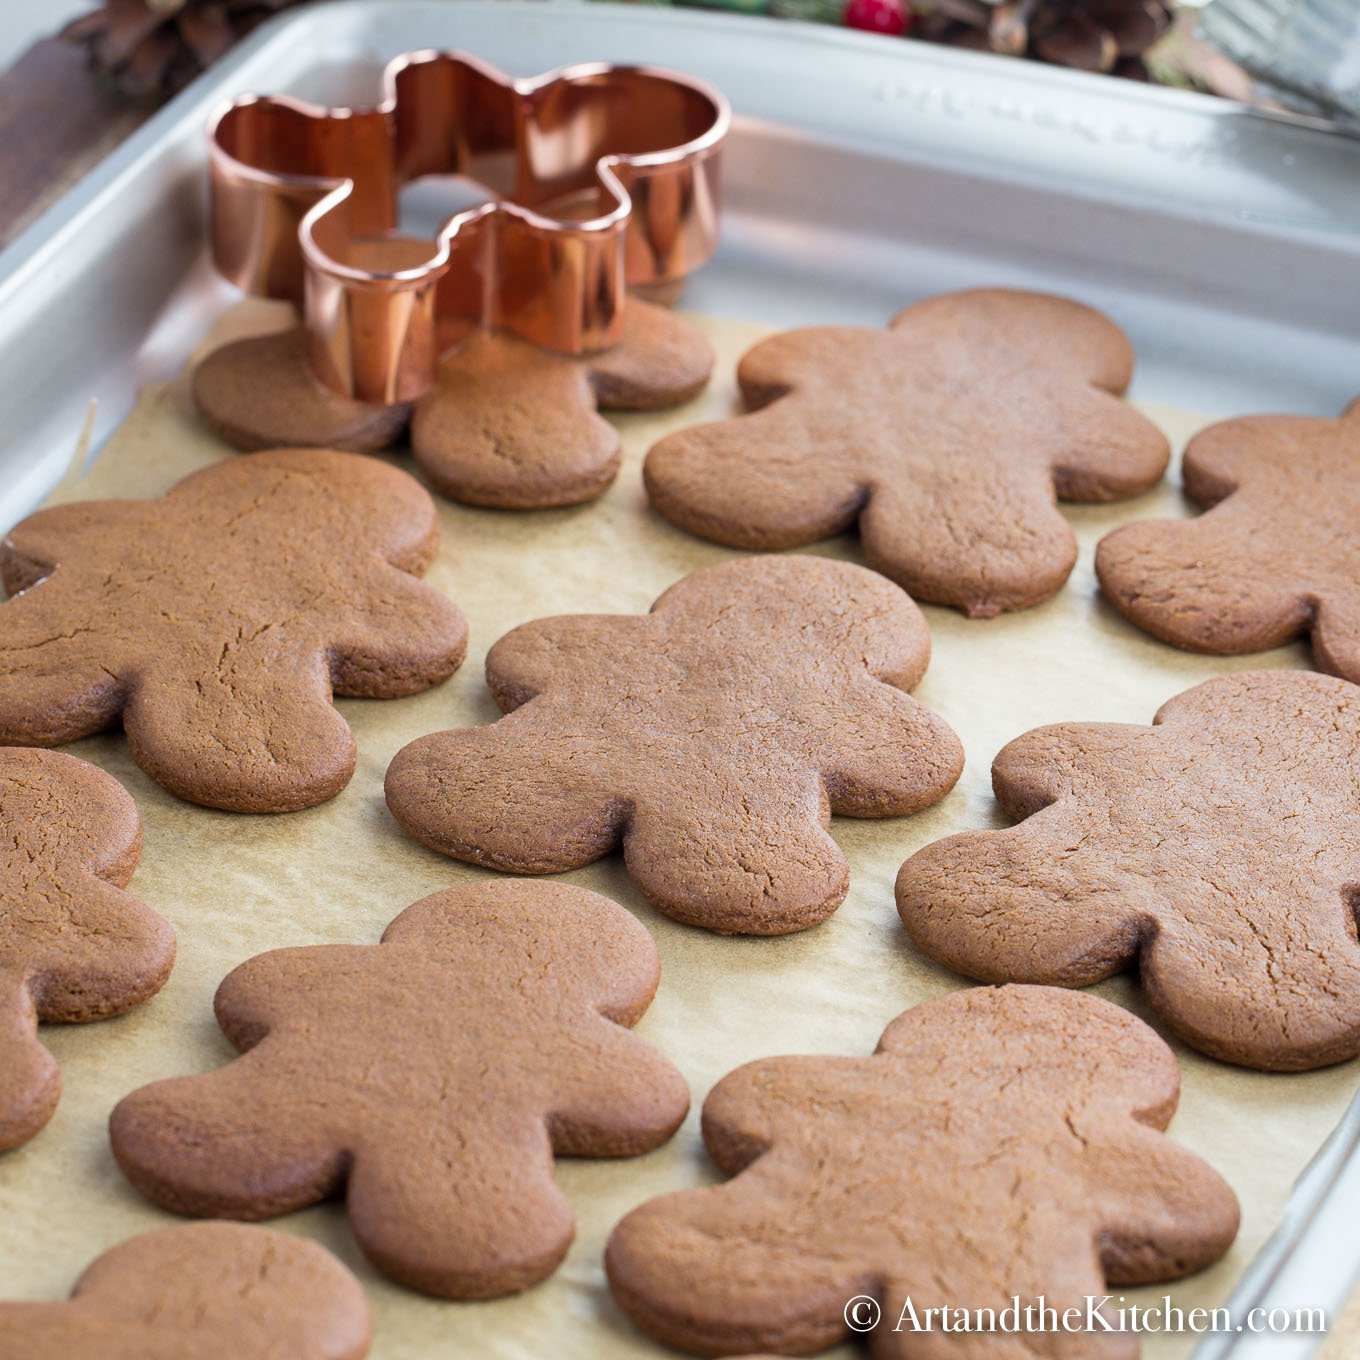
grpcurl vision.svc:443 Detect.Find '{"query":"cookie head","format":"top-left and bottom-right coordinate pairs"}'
top-left (644, 288), bottom-right (1169, 617)
top-left (385, 554), bottom-right (963, 935)
top-left (0, 449), bottom-right (468, 811)
top-left (409, 298), bottom-right (713, 509)
top-left (1, 1221), bottom-right (371, 1358)
top-left (109, 880), bottom-right (689, 1299)
top-left (606, 985), bottom-right (1238, 1357)
top-left (897, 670), bottom-right (1360, 1070)
top-left (1097, 402), bottom-right (1360, 681)
top-left (0, 748), bottom-right (174, 1151)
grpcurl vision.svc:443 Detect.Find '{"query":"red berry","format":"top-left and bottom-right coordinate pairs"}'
top-left (844, 0), bottom-right (910, 36)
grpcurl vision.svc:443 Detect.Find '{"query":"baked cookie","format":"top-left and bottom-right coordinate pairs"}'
top-left (192, 327), bottom-right (413, 454)
top-left (110, 881), bottom-right (689, 1299)
top-left (1, 747), bottom-right (174, 1151)
top-left (1097, 401), bottom-right (1360, 681)
top-left (0, 449), bottom-right (468, 812)
top-left (896, 671), bottom-right (1360, 1071)
top-left (385, 555), bottom-right (964, 935)
top-left (409, 298), bottom-right (713, 508)
top-left (606, 985), bottom-right (1239, 1359)
top-left (1, 1221), bottom-right (371, 1358)
top-left (644, 288), bottom-right (1169, 617)
top-left (193, 299), bottom-right (713, 509)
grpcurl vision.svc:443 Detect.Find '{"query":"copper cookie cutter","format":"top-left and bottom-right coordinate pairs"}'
top-left (209, 50), bottom-right (730, 405)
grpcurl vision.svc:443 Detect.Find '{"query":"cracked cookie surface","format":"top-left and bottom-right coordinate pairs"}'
top-left (385, 555), bottom-right (964, 935)
top-left (0, 747), bottom-right (174, 1151)
top-left (109, 880), bottom-right (689, 1299)
top-left (897, 671), bottom-right (1360, 1070)
top-left (1097, 400), bottom-right (1360, 680)
top-left (1, 1221), bottom-right (371, 1358)
top-left (0, 449), bottom-right (468, 812)
top-left (607, 984), bottom-right (1238, 1359)
top-left (644, 288), bottom-right (1169, 617)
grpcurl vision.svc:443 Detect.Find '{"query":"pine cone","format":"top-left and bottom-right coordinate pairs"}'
top-left (918, 0), bottom-right (1173, 75)
top-left (63, 0), bottom-right (307, 101)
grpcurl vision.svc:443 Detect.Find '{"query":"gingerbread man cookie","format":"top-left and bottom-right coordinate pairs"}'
top-left (607, 985), bottom-right (1239, 1359)
top-left (1, 748), bottom-right (174, 1152)
top-left (0, 449), bottom-right (468, 812)
top-left (1097, 401), bottom-right (1360, 681)
top-left (1, 1221), bottom-right (371, 1359)
top-left (385, 556), bottom-right (964, 935)
top-left (897, 671), bottom-right (1360, 1070)
top-left (193, 299), bottom-right (713, 508)
top-left (644, 288), bottom-right (1169, 617)
top-left (110, 881), bottom-right (689, 1299)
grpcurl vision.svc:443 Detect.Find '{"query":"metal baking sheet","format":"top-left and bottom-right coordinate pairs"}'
top-left (1, 3), bottom-right (1359, 1357)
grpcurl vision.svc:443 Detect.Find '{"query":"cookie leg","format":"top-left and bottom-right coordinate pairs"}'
top-left (1096, 508), bottom-right (1311, 654)
top-left (346, 1122), bottom-right (576, 1298)
top-left (623, 774), bottom-right (848, 935)
top-left (123, 657), bottom-right (357, 812)
top-left (858, 473), bottom-right (1078, 616)
top-left (0, 594), bottom-right (126, 746)
top-left (0, 979), bottom-right (60, 1151)
top-left (1140, 903), bottom-right (1360, 1070)
top-left (1310, 593), bottom-right (1360, 684)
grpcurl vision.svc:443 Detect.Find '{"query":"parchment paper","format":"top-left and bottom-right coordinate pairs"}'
top-left (1, 302), bottom-right (1357, 1360)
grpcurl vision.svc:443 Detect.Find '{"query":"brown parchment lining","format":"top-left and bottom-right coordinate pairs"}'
top-left (1, 301), bottom-right (1357, 1360)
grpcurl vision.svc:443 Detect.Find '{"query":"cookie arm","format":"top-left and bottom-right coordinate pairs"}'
top-left (547, 1020), bottom-right (689, 1157)
top-left (1049, 388), bottom-right (1169, 502)
top-left (23, 877), bottom-right (175, 1022)
top-left (0, 975), bottom-right (60, 1151)
top-left (607, 1176), bottom-right (873, 1357)
top-left (328, 567), bottom-right (468, 698)
top-left (483, 615), bottom-right (653, 711)
top-left (1086, 1124), bottom-right (1240, 1284)
top-left (896, 805), bottom-right (1149, 988)
top-left (1096, 500), bottom-right (1313, 655)
top-left (820, 686), bottom-right (963, 817)
top-left (384, 711), bottom-right (626, 873)
top-left (643, 404), bottom-right (867, 551)
top-left (109, 1047), bottom-right (346, 1219)
top-left (587, 300), bottom-right (713, 411)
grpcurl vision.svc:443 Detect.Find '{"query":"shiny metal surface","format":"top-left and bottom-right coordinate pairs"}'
top-left (210, 51), bottom-right (728, 401)
top-left (0, 16), bottom-right (1358, 1347)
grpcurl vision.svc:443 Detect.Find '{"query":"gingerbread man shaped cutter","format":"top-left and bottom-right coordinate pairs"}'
top-left (209, 50), bottom-right (729, 404)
